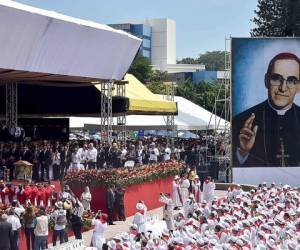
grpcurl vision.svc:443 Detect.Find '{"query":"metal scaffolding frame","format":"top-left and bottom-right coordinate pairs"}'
top-left (100, 81), bottom-right (113, 143)
top-left (214, 37), bottom-right (231, 182)
top-left (203, 38), bottom-right (231, 183)
top-left (5, 82), bottom-right (18, 129)
top-left (115, 80), bottom-right (127, 144)
top-left (164, 82), bottom-right (176, 147)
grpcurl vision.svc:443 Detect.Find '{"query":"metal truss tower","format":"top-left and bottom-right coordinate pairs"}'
top-left (115, 80), bottom-right (127, 144)
top-left (100, 81), bottom-right (113, 143)
top-left (213, 37), bottom-right (232, 182)
top-left (6, 82), bottom-right (18, 129)
top-left (164, 82), bottom-right (176, 147)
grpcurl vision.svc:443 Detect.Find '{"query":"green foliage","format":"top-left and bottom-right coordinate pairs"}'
top-left (251, 0), bottom-right (300, 37)
top-left (146, 70), bottom-right (169, 94)
top-left (128, 55), bottom-right (152, 83)
top-left (288, 0), bottom-right (300, 36)
top-left (196, 51), bottom-right (227, 71)
top-left (178, 57), bottom-right (198, 64)
top-left (176, 79), bottom-right (228, 119)
top-left (178, 51), bottom-right (226, 71)
top-left (146, 81), bottom-right (166, 94)
top-left (251, 0), bottom-right (287, 37)
top-left (147, 70), bottom-right (168, 82)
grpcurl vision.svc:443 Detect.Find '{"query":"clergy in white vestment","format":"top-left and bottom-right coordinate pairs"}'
top-left (91, 213), bottom-right (108, 250)
top-left (183, 194), bottom-right (195, 219)
top-left (172, 176), bottom-right (182, 209)
top-left (132, 202), bottom-right (147, 233)
top-left (202, 176), bottom-right (215, 206)
top-left (192, 175), bottom-right (201, 203)
top-left (180, 174), bottom-right (190, 204)
top-left (159, 193), bottom-right (175, 231)
top-left (81, 186), bottom-right (92, 211)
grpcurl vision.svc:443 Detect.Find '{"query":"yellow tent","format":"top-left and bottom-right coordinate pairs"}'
top-left (95, 74), bottom-right (177, 115)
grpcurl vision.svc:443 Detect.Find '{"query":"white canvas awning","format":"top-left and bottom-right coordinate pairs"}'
top-left (0, 0), bottom-right (141, 83)
top-left (71, 95), bottom-right (228, 131)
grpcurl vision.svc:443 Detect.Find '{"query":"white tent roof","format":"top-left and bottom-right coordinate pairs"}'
top-left (71, 95), bottom-right (227, 131)
top-left (0, 0), bottom-right (141, 82)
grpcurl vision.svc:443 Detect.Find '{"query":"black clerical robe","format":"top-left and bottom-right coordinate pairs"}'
top-left (232, 100), bottom-right (300, 167)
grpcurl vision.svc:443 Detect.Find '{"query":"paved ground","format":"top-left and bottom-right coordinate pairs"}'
top-left (51, 190), bottom-right (227, 247)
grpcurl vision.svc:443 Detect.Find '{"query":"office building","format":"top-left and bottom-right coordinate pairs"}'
top-left (110, 18), bottom-right (205, 73)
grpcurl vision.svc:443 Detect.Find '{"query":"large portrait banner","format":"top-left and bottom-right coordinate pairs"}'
top-left (232, 38), bottom-right (300, 185)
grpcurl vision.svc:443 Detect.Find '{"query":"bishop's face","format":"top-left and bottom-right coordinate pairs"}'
top-left (268, 59), bottom-right (300, 109)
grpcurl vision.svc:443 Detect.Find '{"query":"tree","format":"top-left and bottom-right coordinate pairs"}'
top-left (250, 0), bottom-right (300, 37)
top-left (147, 70), bottom-right (168, 83)
top-left (287, 0), bottom-right (300, 36)
top-left (128, 55), bottom-right (152, 83)
top-left (146, 81), bottom-right (166, 94)
top-left (176, 79), bottom-right (228, 119)
top-left (178, 51), bottom-right (226, 71)
top-left (177, 57), bottom-right (197, 64)
top-left (196, 51), bottom-right (226, 71)
top-left (146, 70), bottom-right (168, 94)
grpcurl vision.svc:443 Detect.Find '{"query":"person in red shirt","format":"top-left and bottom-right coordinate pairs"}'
top-left (37, 183), bottom-right (47, 207)
top-left (23, 183), bottom-right (32, 205)
top-left (16, 184), bottom-right (26, 204)
top-left (30, 183), bottom-right (38, 206)
top-left (2, 183), bottom-right (10, 204)
top-left (8, 184), bottom-right (16, 204)
top-left (44, 183), bottom-right (54, 208)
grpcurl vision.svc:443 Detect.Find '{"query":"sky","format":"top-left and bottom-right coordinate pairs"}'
top-left (15, 0), bottom-right (258, 60)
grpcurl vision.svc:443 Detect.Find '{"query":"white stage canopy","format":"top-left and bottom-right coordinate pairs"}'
top-left (70, 95), bottom-right (227, 131)
top-left (0, 0), bottom-right (141, 83)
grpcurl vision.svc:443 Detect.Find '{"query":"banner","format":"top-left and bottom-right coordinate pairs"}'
top-left (232, 38), bottom-right (300, 172)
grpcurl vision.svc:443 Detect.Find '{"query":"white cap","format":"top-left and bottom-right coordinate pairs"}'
top-left (136, 203), bottom-right (144, 210)
top-left (130, 224), bottom-right (138, 230)
top-left (146, 239), bottom-right (155, 248)
top-left (107, 240), bottom-right (116, 249)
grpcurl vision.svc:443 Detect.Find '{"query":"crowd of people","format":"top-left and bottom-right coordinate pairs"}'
top-left (0, 136), bottom-right (221, 182)
top-left (0, 183), bottom-right (94, 250)
top-left (92, 182), bottom-right (300, 250)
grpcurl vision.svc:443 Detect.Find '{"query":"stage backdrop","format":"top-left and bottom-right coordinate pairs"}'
top-left (231, 38), bottom-right (300, 185)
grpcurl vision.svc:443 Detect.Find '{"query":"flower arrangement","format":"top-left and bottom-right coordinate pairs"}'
top-left (64, 161), bottom-right (182, 188)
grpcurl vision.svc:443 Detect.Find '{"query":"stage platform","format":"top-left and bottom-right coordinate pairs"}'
top-left (70, 176), bottom-right (173, 217)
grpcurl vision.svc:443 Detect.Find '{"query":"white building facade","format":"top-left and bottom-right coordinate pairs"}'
top-left (114, 18), bottom-right (205, 74)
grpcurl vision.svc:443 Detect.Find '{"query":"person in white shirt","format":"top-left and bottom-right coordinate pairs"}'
top-left (78, 144), bottom-right (88, 169)
top-left (149, 143), bottom-right (159, 164)
top-left (136, 144), bottom-right (144, 166)
top-left (92, 213), bottom-right (108, 250)
top-left (7, 208), bottom-right (22, 250)
top-left (163, 144), bottom-right (171, 161)
top-left (59, 185), bottom-right (72, 202)
top-left (87, 143), bottom-right (97, 169)
top-left (51, 201), bottom-right (67, 246)
top-left (52, 148), bottom-right (61, 180)
top-left (34, 207), bottom-right (49, 250)
top-left (71, 146), bottom-right (83, 170)
top-left (11, 200), bottom-right (25, 218)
